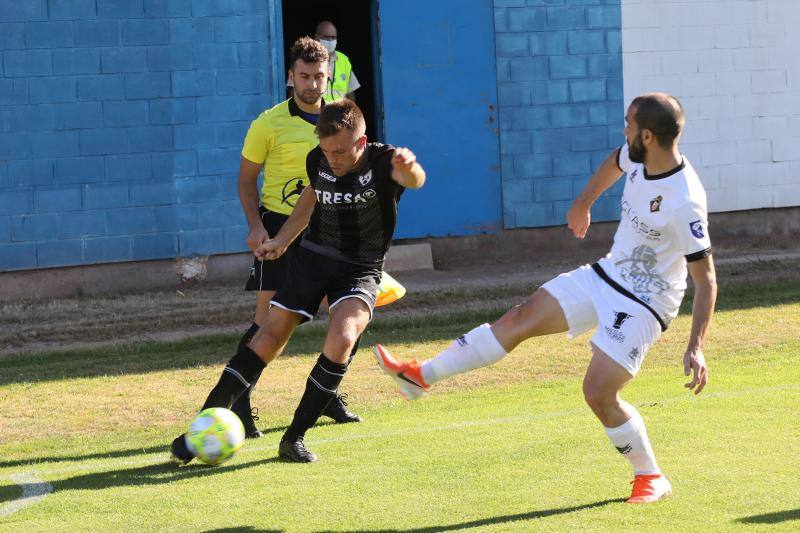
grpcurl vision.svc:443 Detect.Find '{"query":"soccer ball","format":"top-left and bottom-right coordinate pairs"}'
top-left (185, 407), bottom-right (245, 465)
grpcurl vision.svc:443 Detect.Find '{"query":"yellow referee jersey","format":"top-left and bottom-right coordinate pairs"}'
top-left (241, 99), bottom-right (319, 215)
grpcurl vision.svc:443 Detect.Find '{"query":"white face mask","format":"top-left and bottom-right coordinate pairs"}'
top-left (319, 38), bottom-right (337, 53)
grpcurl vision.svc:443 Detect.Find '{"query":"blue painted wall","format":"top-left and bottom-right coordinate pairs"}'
top-left (493, 0), bottom-right (624, 229)
top-left (380, 0), bottom-right (501, 239)
top-left (1, 0), bottom-right (625, 272)
top-left (0, 0), bottom-right (278, 271)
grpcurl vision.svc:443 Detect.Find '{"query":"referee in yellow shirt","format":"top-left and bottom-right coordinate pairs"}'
top-left (232, 37), bottom-right (361, 437)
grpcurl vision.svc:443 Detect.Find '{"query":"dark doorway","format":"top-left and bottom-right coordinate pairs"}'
top-left (281, 0), bottom-right (379, 140)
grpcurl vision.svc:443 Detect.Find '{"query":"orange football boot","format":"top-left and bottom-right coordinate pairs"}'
top-left (373, 344), bottom-right (430, 400)
top-left (627, 474), bottom-right (672, 504)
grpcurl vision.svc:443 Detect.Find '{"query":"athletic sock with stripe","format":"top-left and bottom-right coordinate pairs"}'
top-left (421, 323), bottom-right (507, 385)
top-left (201, 344), bottom-right (267, 411)
top-left (230, 322), bottom-right (263, 415)
top-left (282, 354), bottom-right (348, 442)
top-left (604, 408), bottom-right (661, 475)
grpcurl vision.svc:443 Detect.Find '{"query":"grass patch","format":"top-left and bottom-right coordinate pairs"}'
top-left (1, 276), bottom-right (799, 530)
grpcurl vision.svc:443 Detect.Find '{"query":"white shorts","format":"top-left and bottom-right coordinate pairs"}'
top-left (541, 264), bottom-right (663, 375)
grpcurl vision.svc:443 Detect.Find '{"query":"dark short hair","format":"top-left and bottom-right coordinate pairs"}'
top-left (631, 93), bottom-right (685, 148)
top-left (315, 99), bottom-right (366, 139)
top-left (289, 36), bottom-right (328, 70)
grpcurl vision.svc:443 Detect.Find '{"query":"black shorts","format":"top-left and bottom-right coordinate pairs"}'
top-left (271, 246), bottom-right (381, 323)
top-left (244, 207), bottom-right (298, 292)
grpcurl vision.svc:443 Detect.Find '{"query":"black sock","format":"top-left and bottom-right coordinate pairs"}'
top-left (283, 354), bottom-right (348, 442)
top-left (237, 322), bottom-right (260, 352)
top-left (347, 335), bottom-right (361, 366)
top-left (231, 323), bottom-right (262, 415)
top-left (201, 344), bottom-right (266, 411)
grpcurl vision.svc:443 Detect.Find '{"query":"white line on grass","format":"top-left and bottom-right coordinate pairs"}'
top-left (1, 383), bottom-right (797, 519)
top-left (0, 472), bottom-right (52, 519)
top-left (9, 382), bottom-right (798, 480)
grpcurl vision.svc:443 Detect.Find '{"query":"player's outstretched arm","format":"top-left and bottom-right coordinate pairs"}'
top-left (255, 186), bottom-right (317, 261)
top-left (684, 255), bottom-right (717, 395)
top-left (390, 147), bottom-right (426, 189)
top-left (567, 149), bottom-right (624, 239)
top-left (238, 157), bottom-right (268, 251)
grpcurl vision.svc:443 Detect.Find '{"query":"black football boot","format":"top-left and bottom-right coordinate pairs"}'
top-left (321, 392), bottom-right (363, 424)
top-left (278, 438), bottom-right (318, 463)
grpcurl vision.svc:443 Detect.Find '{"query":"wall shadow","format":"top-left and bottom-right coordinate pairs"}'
top-left (2, 278), bottom-right (799, 387)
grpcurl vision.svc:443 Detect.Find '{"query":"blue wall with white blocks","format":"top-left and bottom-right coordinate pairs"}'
top-left (0, 0), bottom-right (277, 271)
top-left (1, 0), bottom-right (625, 272)
top-left (494, 0), bottom-right (624, 229)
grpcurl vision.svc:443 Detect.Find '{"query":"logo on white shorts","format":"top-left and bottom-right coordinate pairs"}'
top-left (604, 311), bottom-right (632, 343)
top-left (612, 312), bottom-right (633, 329)
top-left (628, 347), bottom-right (640, 362)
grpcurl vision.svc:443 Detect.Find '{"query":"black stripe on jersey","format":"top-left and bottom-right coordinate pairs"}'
top-left (591, 263), bottom-right (668, 332)
top-left (685, 247), bottom-right (712, 263)
top-left (644, 159), bottom-right (686, 180)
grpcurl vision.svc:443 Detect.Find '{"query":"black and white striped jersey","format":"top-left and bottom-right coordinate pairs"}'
top-left (300, 143), bottom-right (405, 266)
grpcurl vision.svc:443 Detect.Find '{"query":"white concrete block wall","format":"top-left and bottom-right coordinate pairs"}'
top-left (621, 0), bottom-right (800, 213)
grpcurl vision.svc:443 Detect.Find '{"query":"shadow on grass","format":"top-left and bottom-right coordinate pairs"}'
top-left (0, 422), bottom-right (355, 469)
top-left (737, 508), bottom-right (800, 524)
top-left (315, 498), bottom-right (625, 533)
top-left (3, 277), bottom-right (800, 387)
top-left (0, 444), bottom-right (169, 469)
top-left (2, 456), bottom-right (282, 498)
top-left (201, 526), bottom-right (286, 533)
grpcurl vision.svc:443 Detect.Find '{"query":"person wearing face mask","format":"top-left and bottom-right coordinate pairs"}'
top-left (287, 20), bottom-right (361, 102)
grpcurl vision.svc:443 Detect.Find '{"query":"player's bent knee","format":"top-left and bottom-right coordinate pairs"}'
top-left (323, 330), bottom-right (359, 362)
top-left (249, 329), bottom-right (280, 356)
top-left (582, 378), bottom-right (619, 412)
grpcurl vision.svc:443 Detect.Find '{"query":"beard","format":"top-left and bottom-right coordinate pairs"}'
top-left (628, 134), bottom-right (647, 163)
top-left (296, 90), bottom-right (321, 105)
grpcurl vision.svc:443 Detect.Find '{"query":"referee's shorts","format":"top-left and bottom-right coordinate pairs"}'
top-left (244, 206), bottom-right (298, 292)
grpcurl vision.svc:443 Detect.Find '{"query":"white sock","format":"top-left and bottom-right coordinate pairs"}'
top-left (421, 324), bottom-right (507, 385)
top-left (604, 408), bottom-right (661, 476)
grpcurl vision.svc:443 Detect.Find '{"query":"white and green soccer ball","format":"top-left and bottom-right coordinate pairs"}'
top-left (185, 407), bottom-right (245, 465)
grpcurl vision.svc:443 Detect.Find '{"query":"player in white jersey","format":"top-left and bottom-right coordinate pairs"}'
top-left (373, 93), bottom-right (718, 504)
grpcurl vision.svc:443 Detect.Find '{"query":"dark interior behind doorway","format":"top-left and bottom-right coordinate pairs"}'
top-left (281, 0), bottom-right (378, 140)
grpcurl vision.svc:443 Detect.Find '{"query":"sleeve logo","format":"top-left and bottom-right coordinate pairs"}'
top-left (690, 220), bottom-right (704, 238)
